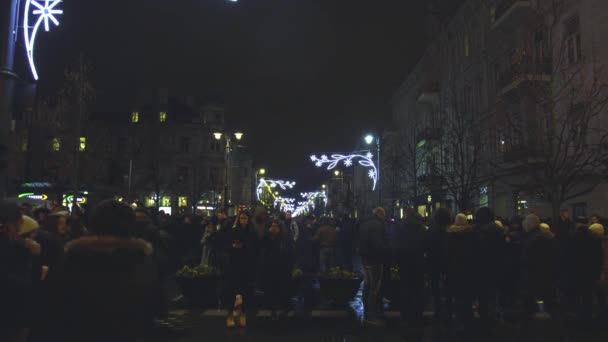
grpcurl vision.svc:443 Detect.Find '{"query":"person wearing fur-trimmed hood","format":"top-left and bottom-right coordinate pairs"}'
top-left (519, 214), bottom-right (560, 329)
top-left (42, 200), bottom-right (160, 342)
top-left (445, 213), bottom-right (476, 329)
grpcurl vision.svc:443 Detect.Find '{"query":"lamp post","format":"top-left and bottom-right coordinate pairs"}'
top-left (214, 131), bottom-right (243, 211)
top-left (365, 134), bottom-right (381, 206)
top-left (254, 168), bottom-right (266, 206)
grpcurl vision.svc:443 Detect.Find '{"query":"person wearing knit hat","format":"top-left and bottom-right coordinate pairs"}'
top-left (520, 213), bottom-right (559, 326)
top-left (19, 215), bottom-right (40, 239)
top-left (589, 223), bottom-right (605, 237)
top-left (569, 219), bottom-right (604, 322)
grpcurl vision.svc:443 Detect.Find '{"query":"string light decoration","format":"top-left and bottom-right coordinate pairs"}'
top-left (310, 153), bottom-right (378, 190)
top-left (256, 178), bottom-right (296, 202)
top-left (24, 0), bottom-right (63, 80)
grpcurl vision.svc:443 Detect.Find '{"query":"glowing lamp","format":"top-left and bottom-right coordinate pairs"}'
top-left (365, 135), bottom-right (375, 145)
top-left (259, 169), bottom-right (266, 175)
top-left (334, 170), bottom-right (340, 176)
top-left (213, 133), bottom-right (223, 140)
top-left (234, 132), bottom-right (244, 140)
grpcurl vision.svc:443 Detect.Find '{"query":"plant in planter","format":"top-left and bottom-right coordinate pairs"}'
top-left (318, 267), bottom-right (362, 307)
top-left (175, 265), bottom-right (221, 307)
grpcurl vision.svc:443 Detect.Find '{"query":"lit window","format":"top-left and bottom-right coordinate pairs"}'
top-left (161, 196), bottom-right (171, 207)
top-left (51, 138), bottom-right (61, 152)
top-left (79, 137), bottom-right (87, 152)
top-left (179, 197), bottom-right (188, 207)
top-left (159, 111), bottom-right (167, 122)
top-left (131, 111), bottom-right (139, 123)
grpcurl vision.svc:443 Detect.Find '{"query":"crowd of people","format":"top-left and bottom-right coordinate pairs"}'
top-left (2, 198), bottom-right (607, 341)
top-left (359, 207), bottom-right (608, 338)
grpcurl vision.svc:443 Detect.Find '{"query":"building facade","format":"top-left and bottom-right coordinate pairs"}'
top-left (9, 88), bottom-right (254, 215)
top-left (391, 0), bottom-right (608, 220)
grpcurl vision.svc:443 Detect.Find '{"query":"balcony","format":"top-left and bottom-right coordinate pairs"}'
top-left (498, 58), bottom-right (552, 95)
top-left (492, 0), bottom-right (537, 30)
top-left (416, 127), bottom-right (442, 145)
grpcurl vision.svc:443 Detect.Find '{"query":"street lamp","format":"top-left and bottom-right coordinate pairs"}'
top-left (334, 170), bottom-right (340, 177)
top-left (254, 168), bottom-right (267, 206)
top-left (365, 134), bottom-right (382, 206)
top-left (214, 131), bottom-right (244, 211)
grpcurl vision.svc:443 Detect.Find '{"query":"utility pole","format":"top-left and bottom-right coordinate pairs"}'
top-left (0, 0), bottom-right (19, 199)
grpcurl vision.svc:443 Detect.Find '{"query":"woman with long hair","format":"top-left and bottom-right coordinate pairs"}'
top-left (224, 211), bottom-right (259, 328)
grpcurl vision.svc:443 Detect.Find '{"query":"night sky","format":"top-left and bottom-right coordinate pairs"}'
top-left (33, 0), bottom-right (461, 189)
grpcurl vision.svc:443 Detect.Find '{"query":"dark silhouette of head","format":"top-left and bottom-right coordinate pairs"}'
top-left (89, 200), bottom-right (135, 238)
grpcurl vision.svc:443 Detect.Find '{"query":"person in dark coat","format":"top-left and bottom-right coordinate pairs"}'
top-left (394, 209), bottom-right (427, 333)
top-left (43, 200), bottom-right (160, 342)
top-left (261, 219), bottom-right (294, 316)
top-left (357, 208), bottom-right (388, 326)
top-left (519, 214), bottom-right (560, 325)
top-left (426, 208), bottom-right (451, 319)
top-left (224, 212), bottom-right (259, 327)
top-left (474, 207), bottom-right (506, 325)
top-left (571, 223), bottom-right (604, 322)
top-left (1, 201), bottom-right (41, 342)
top-left (445, 213), bottom-right (476, 330)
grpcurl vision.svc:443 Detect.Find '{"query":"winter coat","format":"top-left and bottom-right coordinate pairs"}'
top-left (570, 227), bottom-right (603, 288)
top-left (314, 224), bottom-right (337, 248)
top-left (0, 234), bottom-right (34, 330)
top-left (445, 224), bottom-right (476, 296)
top-left (599, 237), bottom-right (608, 286)
top-left (475, 221), bottom-right (506, 289)
top-left (520, 228), bottom-right (558, 295)
top-left (296, 221), bottom-right (319, 272)
top-left (554, 218), bottom-right (575, 241)
top-left (225, 225), bottom-right (259, 280)
top-left (260, 233), bottom-right (294, 303)
top-left (426, 223), bottom-right (448, 275)
top-left (44, 236), bottom-right (160, 342)
top-left (357, 217), bottom-right (387, 265)
top-left (394, 216), bottom-right (427, 266)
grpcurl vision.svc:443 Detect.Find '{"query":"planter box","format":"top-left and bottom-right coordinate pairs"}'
top-left (318, 277), bottom-right (362, 307)
top-left (175, 275), bottom-right (220, 307)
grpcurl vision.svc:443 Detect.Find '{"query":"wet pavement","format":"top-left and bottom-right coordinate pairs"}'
top-left (139, 278), bottom-right (608, 342)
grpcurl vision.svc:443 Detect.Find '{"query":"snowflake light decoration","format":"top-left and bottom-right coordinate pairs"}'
top-left (309, 153), bottom-right (378, 191)
top-left (24, 0), bottom-right (63, 80)
top-left (256, 178), bottom-right (296, 201)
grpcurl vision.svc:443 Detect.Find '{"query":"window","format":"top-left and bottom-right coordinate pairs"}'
top-left (179, 197), bottom-right (188, 207)
top-left (161, 196), bottom-right (171, 207)
top-left (131, 111), bottom-right (139, 123)
top-left (179, 136), bottom-right (190, 152)
top-left (564, 15), bottom-right (581, 64)
top-left (210, 139), bottom-right (221, 152)
top-left (51, 138), bottom-right (61, 152)
top-left (534, 28), bottom-right (547, 62)
top-left (159, 111), bottom-right (167, 123)
top-left (79, 137), bottom-right (87, 152)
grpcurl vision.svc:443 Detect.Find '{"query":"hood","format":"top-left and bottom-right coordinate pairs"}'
top-left (65, 236), bottom-right (153, 257)
top-left (448, 224), bottom-right (473, 233)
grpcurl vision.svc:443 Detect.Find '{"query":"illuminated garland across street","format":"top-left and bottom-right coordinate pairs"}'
top-left (24, 0), bottom-right (63, 80)
top-left (256, 179), bottom-right (296, 203)
top-left (310, 153), bottom-right (378, 190)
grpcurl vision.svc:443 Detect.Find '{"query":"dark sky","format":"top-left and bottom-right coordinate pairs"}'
top-left (34, 0), bottom-right (450, 189)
